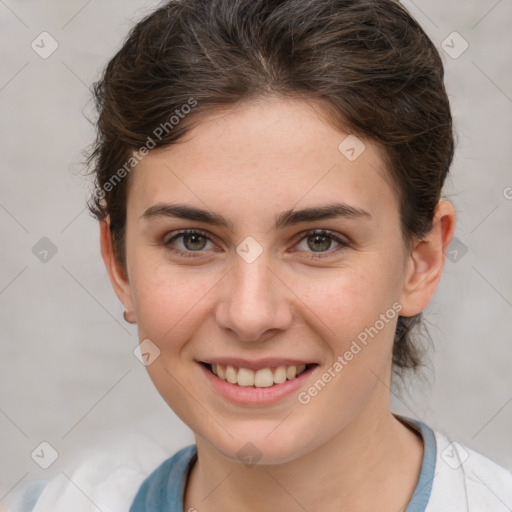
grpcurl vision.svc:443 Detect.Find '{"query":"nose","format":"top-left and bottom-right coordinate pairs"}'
top-left (215, 253), bottom-right (293, 342)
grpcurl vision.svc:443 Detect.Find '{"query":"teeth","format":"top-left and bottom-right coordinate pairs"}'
top-left (237, 367), bottom-right (255, 387)
top-left (286, 366), bottom-right (296, 379)
top-left (225, 365), bottom-right (238, 384)
top-left (254, 368), bottom-right (274, 387)
top-left (273, 366), bottom-right (287, 384)
top-left (208, 363), bottom-right (310, 388)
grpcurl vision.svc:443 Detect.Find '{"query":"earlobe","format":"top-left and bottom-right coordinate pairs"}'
top-left (398, 200), bottom-right (456, 317)
top-left (99, 217), bottom-right (134, 316)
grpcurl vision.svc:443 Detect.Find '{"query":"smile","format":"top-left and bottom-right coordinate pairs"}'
top-left (197, 358), bottom-right (319, 405)
top-left (203, 362), bottom-right (312, 388)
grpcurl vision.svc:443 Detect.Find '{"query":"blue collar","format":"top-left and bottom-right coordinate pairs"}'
top-left (396, 415), bottom-right (436, 512)
top-left (130, 415), bottom-right (436, 512)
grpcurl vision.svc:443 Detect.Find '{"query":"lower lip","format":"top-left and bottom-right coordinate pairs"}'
top-left (198, 363), bottom-right (317, 405)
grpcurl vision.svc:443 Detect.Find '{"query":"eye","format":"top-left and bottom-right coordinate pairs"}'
top-left (163, 228), bottom-right (349, 259)
top-left (164, 229), bottom-right (216, 258)
top-left (293, 229), bottom-right (349, 259)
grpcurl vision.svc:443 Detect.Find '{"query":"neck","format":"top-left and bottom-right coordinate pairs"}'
top-left (184, 390), bottom-right (423, 512)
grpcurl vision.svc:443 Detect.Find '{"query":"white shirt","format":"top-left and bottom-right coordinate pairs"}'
top-left (7, 417), bottom-right (512, 512)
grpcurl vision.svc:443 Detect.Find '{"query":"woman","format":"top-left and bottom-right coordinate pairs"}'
top-left (11, 0), bottom-right (512, 510)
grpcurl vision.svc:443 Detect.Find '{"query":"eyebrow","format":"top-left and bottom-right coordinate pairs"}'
top-left (141, 202), bottom-right (372, 230)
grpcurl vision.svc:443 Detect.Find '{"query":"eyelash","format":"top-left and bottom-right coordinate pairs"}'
top-left (164, 229), bottom-right (349, 259)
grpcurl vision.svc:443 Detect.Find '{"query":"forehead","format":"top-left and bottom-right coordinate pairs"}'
top-left (128, 97), bottom-right (398, 228)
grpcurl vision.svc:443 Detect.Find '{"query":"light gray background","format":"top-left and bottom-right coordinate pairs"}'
top-left (1, 0), bottom-right (511, 503)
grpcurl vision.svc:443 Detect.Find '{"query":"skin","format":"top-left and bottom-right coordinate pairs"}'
top-left (100, 96), bottom-right (455, 511)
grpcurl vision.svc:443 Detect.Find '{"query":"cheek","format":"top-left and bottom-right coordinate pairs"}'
top-left (296, 262), bottom-right (399, 337)
top-left (288, 258), bottom-right (403, 387)
top-left (128, 253), bottom-right (220, 348)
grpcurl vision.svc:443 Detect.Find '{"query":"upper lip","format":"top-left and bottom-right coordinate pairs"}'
top-left (198, 357), bottom-right (316, 370)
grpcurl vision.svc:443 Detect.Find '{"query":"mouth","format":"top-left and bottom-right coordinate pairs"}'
top-left (199, 361), bottom-right (317, 388)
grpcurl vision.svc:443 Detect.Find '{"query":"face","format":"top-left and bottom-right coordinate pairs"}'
top-left (103, 97), bottom-right (442, 464)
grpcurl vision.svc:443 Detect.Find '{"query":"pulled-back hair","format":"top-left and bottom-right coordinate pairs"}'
top-left (86, 0), bottom-right (454, 378)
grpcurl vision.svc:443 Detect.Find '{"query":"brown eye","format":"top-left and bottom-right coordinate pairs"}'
top-left (181, 232), bottom-right (208, 251)
top-left (293, 229), bottom-right (349, 259)
top-left (164, 229), bottom-right (215, 257)
top-left (306, 233), bottom-right (334, 252)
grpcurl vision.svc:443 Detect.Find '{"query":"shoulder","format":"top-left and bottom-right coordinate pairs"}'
top-left (6, 434), bottom-right (177, 512)
top-left (427, 427), bottom-right (512, 511)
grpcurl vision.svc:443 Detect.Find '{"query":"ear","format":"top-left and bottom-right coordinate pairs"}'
top-left (398, 200), bottom-right (456, 317)
top-left (99, 217), bottom-right (134, 319)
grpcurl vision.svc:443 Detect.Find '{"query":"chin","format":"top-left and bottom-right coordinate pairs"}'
top-left (197, 423), bottom-right (316, 466)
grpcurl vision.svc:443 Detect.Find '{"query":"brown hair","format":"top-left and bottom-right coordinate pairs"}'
top-left (86, 0), bottom-right (454, 378)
